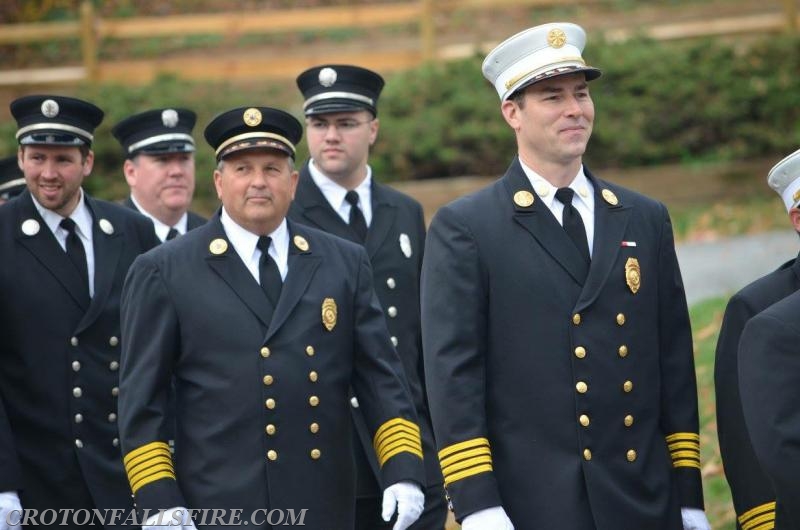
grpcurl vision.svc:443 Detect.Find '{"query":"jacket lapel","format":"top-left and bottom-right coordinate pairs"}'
top-left (294, 162), bottom-right (356, 241)
top-left (505, 159), bottom-right (589, 285)
top-left (204, 215), bottom-right (275, 329)
top-left (364, 181), bottom-right (397, 259)
top-left (76, 197), bottom-right (123, 333)
top-left (265, 221), bottom-right (321, 341)
top-left (575, 173), bottom-right (631, 312)
top-left (14, 191), bottom-right (90, 312)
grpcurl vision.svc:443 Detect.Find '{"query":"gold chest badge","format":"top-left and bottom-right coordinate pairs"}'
top-left (322, 298), bottom-right (337, 331)
top-left (625, 257), bottom-right (641, 294)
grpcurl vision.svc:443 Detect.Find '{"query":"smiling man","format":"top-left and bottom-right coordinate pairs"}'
top-left (0, 94), bottom-right (159, 528)
top-left (421, 23), bottom-right (709, 530)
top-left (112, 108), bottom-right (206, 243)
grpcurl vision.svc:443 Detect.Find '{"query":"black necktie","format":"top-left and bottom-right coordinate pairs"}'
top-left (256, 236), bottom-right (282, 307)
top-left (60, 218), bottom-right (90, 302)
top-left (166, 227), bottom-right (179, 241)
top-left (555, 187), bottom-right (590, 263)
top-left (345, 190), bottom-right (368, 243)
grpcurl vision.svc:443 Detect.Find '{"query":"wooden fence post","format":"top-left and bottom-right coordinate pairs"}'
top-left (420, 0), bottom-right (436, 63)
top-left (784, 0), bottom-right (798, 32)
top-left (80, 0), bottom-right (98, 81)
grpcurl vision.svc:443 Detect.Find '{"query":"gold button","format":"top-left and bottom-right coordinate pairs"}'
top-left (265, 398), bottom-right (276, 409)
top-left (627, 449), bottom-right (637, 462)
top-left (309, 395), bottom-right (319, 407)
top-left (308, 371), bottom-right (318, 382)
top-left (623, 380), bottom-right (633, 393)
top-left (109, 336), bottom-right (119, 347)
top-left (263, 375), bottom-right (274, 385)
top-left (618, 345), bottom-right (628, 358)
top-left (306, 345), bottom-right (315, 356)
top-left (572, 313), bottom-right (581, 325)
top-left (583, 448), bottom-right (592, 461)
top-left (309, 422), bottom-right (319, 433)
top-left (574, 346), bottom-right (586, 359)
top-left (579, 414), bottom-right (590, 427)
top-left (310, 449), bottom-right (321, 460)
top-left (616, 313), bottom-right (626, 325)
top-left (576, 381), bottom-right (588, 394)
top-left (260, 347), bottom-right (270, 358)
top-left (265, 424), bottom-right (276, 435)
top-left (624, 415), bottom-right (634, 427)
top-left (267, 450), bottom-right (277, 461)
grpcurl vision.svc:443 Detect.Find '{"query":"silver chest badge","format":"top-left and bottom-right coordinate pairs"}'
top-left (99, 218), bottom-right (114, 235)
top-left (399, 233), bottom-right (412, 258)
top-left (21, 219), bottom-right (40, 236)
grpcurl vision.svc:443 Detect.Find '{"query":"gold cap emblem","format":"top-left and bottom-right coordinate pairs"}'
top-left (624, 257), bottom-right (641, 294)
top-left (602, 189), bottom-right (619, 206)
top-left (209, 238), bottom-right (228, 255)
top-left (321, 298), bottom-right (337, 331)
top-left (513, 190), bottom-right (535, 208)
top-left (293, 235), bottom-right (309, 252)
top-left (547, 28), bottom-right (567, 49)
top-left (243, 108), bottom-right (262, 127)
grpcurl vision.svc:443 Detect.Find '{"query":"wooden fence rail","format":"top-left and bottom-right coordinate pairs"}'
top-left (0, 0), bottom-right (797, 87)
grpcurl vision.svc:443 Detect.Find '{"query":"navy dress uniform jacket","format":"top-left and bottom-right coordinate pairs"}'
top-left (118, 215), bottom-right (425, 529)
top-left (739, 290), bottom-right (800, 530)
top-left (0, 190), bottom-right (159, 517)
top-left (421, 159), bottom-right (704, 529)
top-left (123, 197), bottom-right (206, 233)
top-left (288, 162), bottom-right (442, 496)
top-left (714, 253), bottom-right (800, 529)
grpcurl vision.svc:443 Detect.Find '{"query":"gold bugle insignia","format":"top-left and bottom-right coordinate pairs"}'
top-left (625, 257), bottom-right (641, 294)
top-left (294, 235), bottom-right (309, 252)
top-left (209, 238), bottom-right (228, 255)
top-left (513, 190), bottom-right (535, 207)
top-left (602, 189), bottom-right (619, 206)
top-left (322, 298), bottom-right (337, 331)
top-left (547, 28), bottom-right (567, 48)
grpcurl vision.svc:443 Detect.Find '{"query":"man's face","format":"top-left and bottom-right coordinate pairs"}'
top-left (214, 149), bottom-right (298, 235)
top-left (124, 152), bottom-right (195, 221)
top-left (305, 110), bottom-right (378, 186)
top-left (18, 145), bottom-right (92, 217)
top-left (502, 72), bottom-right (595, 169)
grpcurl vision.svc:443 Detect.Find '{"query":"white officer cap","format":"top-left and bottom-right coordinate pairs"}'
top-left (768, 148), bottom-right (800, 212)
top-left (482, 22), bottom-right (601, 101)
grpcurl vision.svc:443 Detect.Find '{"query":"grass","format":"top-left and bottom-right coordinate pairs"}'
top-left (444, 296), bottom-right (735, 529)
top-left (670, 196), bottom-right (788, 243)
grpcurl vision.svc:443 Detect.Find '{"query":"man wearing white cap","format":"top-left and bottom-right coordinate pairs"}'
top-left (714, 149), bottom-right (800, 530)
top-left (421, 23), bottom-right (709, 529)
top-left (738, 289), bottom-right (800, 529)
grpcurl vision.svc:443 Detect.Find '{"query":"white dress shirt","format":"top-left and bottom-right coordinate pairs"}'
top-left (308, 159), bottom-right (373, 226)
top-left (219, 207), bottom-right (289, 283)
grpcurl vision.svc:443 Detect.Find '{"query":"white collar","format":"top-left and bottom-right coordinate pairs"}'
top-left (219, 207), bottom-right (289, 268)
top-left (519, 161), bottom-right (594, 211)
top-left (308, 159), bottom-right (372, 211)
top-left (32, 188), bottom-right (93, 239)
top-left (129, 195), bottom-right (188, 241)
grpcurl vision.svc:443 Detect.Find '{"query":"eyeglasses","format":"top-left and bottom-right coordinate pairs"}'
top-left (307, 119), bottom-right (372, 133)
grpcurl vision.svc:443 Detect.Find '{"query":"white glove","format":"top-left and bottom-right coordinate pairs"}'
top-left (0, 491), bottom-right (22, 530)
top-left (461, 506), bottom-right (514, 530)
top-left (143, 507), bottom-right (197, 529)
top-left (381, 481), bottom-right (424, 530)
top-left (681, 507), bottom-right (711, 530)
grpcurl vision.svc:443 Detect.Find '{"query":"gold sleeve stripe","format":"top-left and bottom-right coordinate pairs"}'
top-left (665, 432), bottom-right (700, 443)
top-left (374, 418), bottom-right (420, 443)
top-left (373, 418), bottom-right (423, 467)
top-left (440, 446), bottom-right (492, 469)
top-left (671, 458), bottom-right (701, 469)
top-left (738, 501), bottom-right (776, 530)
top-left (123, 440), bottom-right (171, 465)
top-left (374, 427), bottom-right (421, 456)
top-left (667, 441), bottom-right (700, 451)
top-left (131, 470), bottom-right (176, 494)
top-left (124, 441), bottom-right (176, 494)
top-left (438, 437), bottom-right (490, 460)
top-left (444, 463), bottom-right (494, 486)
top-left (442, 454), bottom-right (493, 478)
